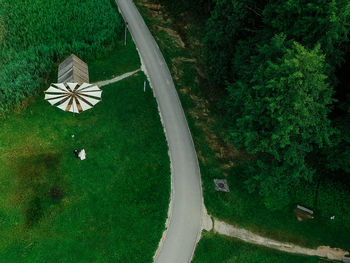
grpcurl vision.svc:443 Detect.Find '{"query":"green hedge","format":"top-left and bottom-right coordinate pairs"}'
top-left (0, 0), bottom-right (123, 114)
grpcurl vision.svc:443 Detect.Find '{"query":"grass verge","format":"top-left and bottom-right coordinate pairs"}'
top-left (193, 232), bottom-right (323, 263)
top-left (0, 37), bottom-right (170, 262)
top-left (87, 34), bottom-right (141, 82)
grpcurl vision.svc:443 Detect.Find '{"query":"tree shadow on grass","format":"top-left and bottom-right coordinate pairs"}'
top-left (12, 151), bottom-right (66, 228)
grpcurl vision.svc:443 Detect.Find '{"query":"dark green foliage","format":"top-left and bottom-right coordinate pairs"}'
top-left (227, 35), bottom-right (334, 209)
top-left (263, 0), bottom-right (350, 67)
top-left (326, 132), bottom-right (350, 174)
top-left (325, 105), bottom-right (350, 174)
top-left (135, 0), bottom-right (350, 248)
top-left (202, 0), bottom-right (350, 210)
top-left (203, 0), bottom-right (265, 88)
top-left (295, 179), bottom-right (350, 231)
top-left (0, 0), bottom-right (122, 114)
top-left (1, 0), bottom-right (120, 52)
top-left (204, 0), bottom-right (350, 90)
top-left (155, 0), bottom-right (213, 18)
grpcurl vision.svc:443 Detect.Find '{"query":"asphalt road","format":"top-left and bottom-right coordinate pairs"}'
top-left (115, 1), bottom-right (203, 262)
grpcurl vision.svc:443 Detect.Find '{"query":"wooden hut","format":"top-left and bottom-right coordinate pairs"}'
top-left (58, 54), bottom-right (89, 84)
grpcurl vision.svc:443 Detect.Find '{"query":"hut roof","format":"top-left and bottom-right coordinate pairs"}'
top-left (58, 54), bottom-right (89, 84)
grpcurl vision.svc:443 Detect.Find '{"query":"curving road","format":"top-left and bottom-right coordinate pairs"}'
top-left (115, 0), bottom-right (203, 262)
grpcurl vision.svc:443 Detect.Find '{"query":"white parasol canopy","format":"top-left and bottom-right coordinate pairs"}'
top-left (44, 83), bottom-right (102, 114)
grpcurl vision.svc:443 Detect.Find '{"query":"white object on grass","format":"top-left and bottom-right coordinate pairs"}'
top-left (78, 149), bottom-right (86, 160)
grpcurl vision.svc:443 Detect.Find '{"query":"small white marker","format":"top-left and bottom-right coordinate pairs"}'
top-left (144, 81), bottom-right (146, 92)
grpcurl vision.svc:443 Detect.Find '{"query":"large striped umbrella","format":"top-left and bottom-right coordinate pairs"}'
top-left (44, 83), bottom-right (102, 114)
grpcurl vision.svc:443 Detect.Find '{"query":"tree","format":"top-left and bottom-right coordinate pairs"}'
top-left (203, 0), bottom-right (266, 89)
top-left (227, 35), bottom-right (334, 209)
top-left (155, 0), bottom-right (213, 18)
top-left (324, 107), bottom-right (350, 174)
top-left (263, 0), bottom-right (350, 67)
top-left (204, 0), bottom-right (350, 90)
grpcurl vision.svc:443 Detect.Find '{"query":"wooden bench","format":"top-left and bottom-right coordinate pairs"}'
top-left (294, 205), bottom-right (314, 221)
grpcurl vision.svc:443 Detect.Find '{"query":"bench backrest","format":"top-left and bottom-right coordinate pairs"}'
top-left (297, 205), bottom-right (313, 215)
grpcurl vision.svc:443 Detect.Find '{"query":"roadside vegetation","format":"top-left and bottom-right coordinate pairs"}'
top-left (0, 0), bottom-right (122, 114)
top-left (193, 232), bottom-right (322, 263)
top-left (0, 5), bottom-right (170, 261)
top-left (203, 0), bottom-right (350, 212)
top-left (135, 0), bottom-right (350, 251)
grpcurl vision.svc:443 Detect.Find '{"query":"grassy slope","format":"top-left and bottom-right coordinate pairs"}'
top-left (193, 232), bottom-right (322, 263)
top-left (0, 37), bottom-right (170, 262)
top-left (88, 38), bottom-right (141, 82)
top-left (134, 0), bottom-right (350, 251)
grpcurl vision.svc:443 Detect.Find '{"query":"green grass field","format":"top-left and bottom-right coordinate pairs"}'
top-left (193, 232), bottom-right (322, 263)
top-left (0, 37), bottom-right (170, 262)
top-left (135, 0), bottom-right (350, 251)
top-left (87, 38), bottom-right (141, 82)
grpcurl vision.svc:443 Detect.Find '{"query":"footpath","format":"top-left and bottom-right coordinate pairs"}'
top-left (201, 212), bottom-right (350, 262)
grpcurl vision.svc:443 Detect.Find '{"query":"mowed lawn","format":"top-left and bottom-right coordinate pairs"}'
top-left (193, 232), bottom-right (322, 263)
top-left (0, 40), bottom-right (170, 262)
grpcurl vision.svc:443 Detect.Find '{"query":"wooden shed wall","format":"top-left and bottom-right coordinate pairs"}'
top-left (58, 54), bottom-right (89, 84)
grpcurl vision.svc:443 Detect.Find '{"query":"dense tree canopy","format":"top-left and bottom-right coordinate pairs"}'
top-left (263, 0), bottom-right (350, 67)
top-left (155, 0), bottom-right (213, 18)
top-left (203, 0), bottom-right (265, 88)
top-left (204, 0), bottom-right (350, 91)
top-left (202, 0), bottom-right (350, 209)
top-left (228, 35), bottom-right (334, 208)
top-left (155, 0), bottom-right (350, 209)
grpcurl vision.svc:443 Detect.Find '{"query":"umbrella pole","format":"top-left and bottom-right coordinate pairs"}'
top-left (72, 97), bottom-right (75, 117)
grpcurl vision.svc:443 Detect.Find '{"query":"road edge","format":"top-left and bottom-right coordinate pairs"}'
top-left (115, 1), bottom-right (205, 262)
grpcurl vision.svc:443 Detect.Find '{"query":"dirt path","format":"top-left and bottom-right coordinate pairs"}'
top-left (94, 69), bottom-right (140, 87)
top-left (202, 215), bottom-right (349, 262)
